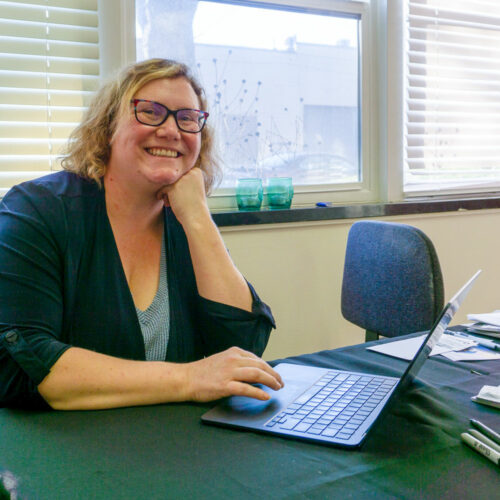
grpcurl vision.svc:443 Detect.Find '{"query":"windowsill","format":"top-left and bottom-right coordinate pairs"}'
top-left (211, 196), bottom-right (500, 227)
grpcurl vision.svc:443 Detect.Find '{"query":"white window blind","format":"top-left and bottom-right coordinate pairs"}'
top-left (404, 0), bottom-right (500, 195)
top-left (0, 0), bottom-right (99, 195)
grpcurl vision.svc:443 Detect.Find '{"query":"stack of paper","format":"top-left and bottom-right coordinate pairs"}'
top-left (472, 384), bottom-right (500, 409)
top-left (367, 333), bottom-right (478, 361)
top-left (466, 310), bottom-right (500, 338)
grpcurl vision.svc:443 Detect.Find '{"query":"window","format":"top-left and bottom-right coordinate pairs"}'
top-left (135, 0), bottom-right (370, 207)
top-left (6, 0), bottom-right (500, 209)
top-left (403, 0), bottom-right (500, 196)
top-left (0, 0), bottom-right (100, 196)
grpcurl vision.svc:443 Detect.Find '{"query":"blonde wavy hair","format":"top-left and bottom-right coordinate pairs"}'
top-left (61, 58), bottom-right (221, 194)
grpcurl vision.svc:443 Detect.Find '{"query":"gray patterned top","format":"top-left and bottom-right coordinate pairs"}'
top-left (135, 237), bottom-right (169, 361)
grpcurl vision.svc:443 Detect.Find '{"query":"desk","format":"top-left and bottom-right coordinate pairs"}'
top-left (1, 335), bottom-right (499, 499)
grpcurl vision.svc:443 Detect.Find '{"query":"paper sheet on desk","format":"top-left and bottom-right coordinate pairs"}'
top-left (467, 310), bottom-right (500, 327)
top-left (367, 334), bottom-right (475, 361)
top-left (472, 384), bottom-right (500, 409)
top-left (441, 345), bottom-right (500, 361)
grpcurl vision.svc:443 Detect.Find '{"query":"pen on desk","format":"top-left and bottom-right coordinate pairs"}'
top-left (470, 369), bottom-right (484, 375)
top-left (470, 419), bottom-right (500, 446)
top-left (461, 432), bottom-right (500, 466)
top-left (468, 429), bottom-right (500, 453)
top-left (447, 330), bottom-right (500, 351)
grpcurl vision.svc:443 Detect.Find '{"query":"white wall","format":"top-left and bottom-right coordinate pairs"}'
top-left (220, 209), bottom-right (500, 360)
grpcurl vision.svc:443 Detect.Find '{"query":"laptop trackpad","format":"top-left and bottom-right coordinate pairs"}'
top-left (202, 363), bottom-right (330, 426)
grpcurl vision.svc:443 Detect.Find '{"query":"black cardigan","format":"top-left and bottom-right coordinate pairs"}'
top-left (0, 172), bottom-right (275, 409)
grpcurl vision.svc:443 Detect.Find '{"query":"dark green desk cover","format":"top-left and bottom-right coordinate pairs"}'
top-left (1, 335), bottom-right (499, 499)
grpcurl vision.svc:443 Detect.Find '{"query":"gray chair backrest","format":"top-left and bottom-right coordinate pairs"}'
top-left (341, 220), bottom-right (444, 341)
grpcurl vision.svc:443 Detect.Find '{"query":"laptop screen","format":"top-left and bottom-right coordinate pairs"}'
top-left (397, 270), bottom-right (481, 392)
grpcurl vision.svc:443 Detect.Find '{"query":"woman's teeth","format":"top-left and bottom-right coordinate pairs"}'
top-left (146, 148), bottom-right (179, 157)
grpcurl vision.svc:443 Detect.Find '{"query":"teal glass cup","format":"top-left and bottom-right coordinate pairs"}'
top-left (236, 178), bottom-right (263, 211)
top-left (266, 177), bottom-right (294, 209)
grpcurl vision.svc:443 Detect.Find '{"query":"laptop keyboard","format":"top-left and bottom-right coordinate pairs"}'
top-left (265, 371), bottom-right (398, 440)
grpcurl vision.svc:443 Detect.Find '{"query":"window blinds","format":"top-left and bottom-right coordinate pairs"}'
top-left (404, 0), bottom-right (500, 194)
top-left (0, 0), bottom-right (99, 195)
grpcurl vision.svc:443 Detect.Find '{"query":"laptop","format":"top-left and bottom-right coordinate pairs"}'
top-left (202, 270), bottom-right (481, 448)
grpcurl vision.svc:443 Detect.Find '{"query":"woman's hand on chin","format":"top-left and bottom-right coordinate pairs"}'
top-left (155, 168), bottom-right (209, 226)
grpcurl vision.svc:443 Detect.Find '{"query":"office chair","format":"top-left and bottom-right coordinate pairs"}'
top-left (341, 220), bottom-right (444, 342)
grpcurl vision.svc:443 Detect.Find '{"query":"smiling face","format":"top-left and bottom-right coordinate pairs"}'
top-left (105, 77), bottom-right (202, 194)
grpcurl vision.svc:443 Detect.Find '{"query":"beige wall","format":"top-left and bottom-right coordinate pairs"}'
top-left (220, 208), bottom-right (500, 360)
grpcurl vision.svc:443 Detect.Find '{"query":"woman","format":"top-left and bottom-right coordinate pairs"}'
top-left (0, 59), bottom-right (283, 410)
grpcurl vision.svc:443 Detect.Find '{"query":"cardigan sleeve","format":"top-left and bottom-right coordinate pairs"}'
top-left (0, 183), bottom-right (71, 408)
top-left (164, 207), bottom-right (276, 361)
top-left (197, 281), bottom-right (276, 358)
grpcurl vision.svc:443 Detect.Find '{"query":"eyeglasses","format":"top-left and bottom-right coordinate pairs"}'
top-left (131, 99), bottom-right (209, 133)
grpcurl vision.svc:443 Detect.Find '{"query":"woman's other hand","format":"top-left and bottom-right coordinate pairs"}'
top-left (37, 346), bottom-right (282, 410)
top-left (183, 347), bottom-right (284, 402)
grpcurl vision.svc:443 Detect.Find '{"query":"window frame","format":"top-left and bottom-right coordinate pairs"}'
top-left (102, 0), bottom-right (379, 210)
